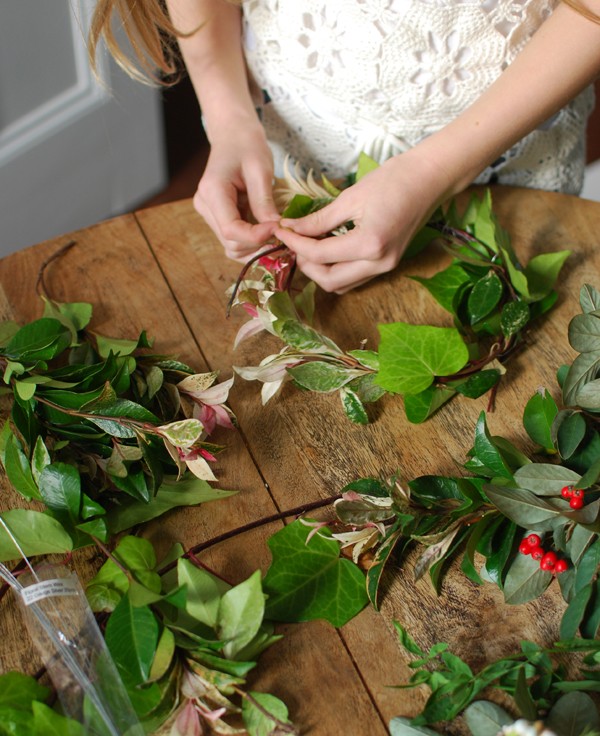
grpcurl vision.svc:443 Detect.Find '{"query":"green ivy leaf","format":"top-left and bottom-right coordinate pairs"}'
top-left (263, 520), bottom-right (368, 627)
top-left (376, 323), bottom-right (469, 395)
top-left (522, 389), bottom-right (558, 452)
top-left (105, 595), bottom-right (159, 686)
top-left (0, 671), bottom-right (48, 709)
top-left (0, 509), bottom-right (73, 561)
top-left (500, 301), bottom-right (530, 338)
top-left (410, 264), bottom-right (472, 316)
top-left (404, 385), bottom-right (456, 424)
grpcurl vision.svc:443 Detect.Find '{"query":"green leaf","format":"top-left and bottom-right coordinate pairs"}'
top-left (503, 553), bottom-right (553, 604)
top-left (31, 436), bottom-right (51, 487)
top-left (106, 476), bottom-right (236, 534)
top-left (242, 692), bottom-right (290, 736)
top-left (467, 271), bottom-right (504, 324)
top-left (500, 300), bottom-right (530, 338)
top-left (86, 557), bottom-right (129, 613)
top-left (219, 570), bottom-right (265, 659)
top-left (95, 334), bottom-right (140, 358)
top-left (513, 463), bottom-right (581, 495)
top-left (464, 700), bottom-right (513, 736)
top-left (279, 321), bottom-right (340, 353)
top-left (575, 378), bottom-right (600, 410)
top-left (114, 536), bottom-right (157, 576)
top-left (524, 250), bottom-right (570, 299)
top-left (3, 318), bottom-right (71, 361)
top-left (389, 717), bottom-right (439, 735)
top-left (523, 389), bottom-right (558, 451)
top-left (485, 485), bottom-right (561, 529)
top-left (104, 595), bottom-right (159, 686)
top-left (31, 702), bottom-right (85, 736)
top-left (410, 264), bottom-right (472, 316)
top-left (0, 509), bottom-right (73, 561)
top-left (473, 412), bottom-right (514, 480)
top-left (148, 626), bottom-right (175, 682)
top-left (355, 151), bottom-right (379, 180)
top-left (281, 194), bottom-right (319, 219)
top-left (178, 557), bottom-right (229, 629)
top-left (263, 520), bottom-right (368, 627)
top-left (452, 369), bottom-right (500, 399)
top-left (340, 387), bottom-right (369, 424)
top-left (38, 462), bottom-right (82, 522)
top-left (563, 350), bottom-right (600, 407)
top-left (557, 411), bottom-right (588, 459)
top-left (546, 692), bottom-right (600, 736)
top-left (404, 385), bottom-right (456, 424)
top-left (569, 313), bottom-right (600, 353)
top-left (347, 349), bottom-right (380, 371)
top-left (0, 671), bottom-right (48, 709)
top-left (560, 582), bottom-right (593, 639)
top-left (4, 433), bottom-right (42, 501)
top-left (287, 361), bottom-right (359, 392)
top-left (376, 322), bottom-right (469, 395)
top-left (580, 284), bottom-right (600, 313)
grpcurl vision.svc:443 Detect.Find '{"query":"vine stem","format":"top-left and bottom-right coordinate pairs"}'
top-left (226, 242), bottom-right (288, 317)
top-left (158, 493), bottom-right (342, 576)
top-left (35, 240), bottom-right (77, 299)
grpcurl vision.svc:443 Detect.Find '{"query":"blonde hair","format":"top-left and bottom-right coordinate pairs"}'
top-left (88, 0), bottom-right (191, 84)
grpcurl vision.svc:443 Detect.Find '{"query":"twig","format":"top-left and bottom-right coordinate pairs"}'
top-left (158, 493), bottom-right (342, 575)
top-left (226, 242), bottom-right (288, 317)
top-left (233, 686), bottom-right (300, 734)
top-left (35, 240), bottom-right (77, 300)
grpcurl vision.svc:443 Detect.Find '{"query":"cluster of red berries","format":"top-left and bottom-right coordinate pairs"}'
top-left (518, 533), bottom-right (568, 574)
top-left (561, 484), bottom-right (585, 509)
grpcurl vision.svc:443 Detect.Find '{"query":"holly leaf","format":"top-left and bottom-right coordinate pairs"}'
top-left (263, 520), bottom-right (368, 627)
top-left (376, 323), bottom-right (469, 395)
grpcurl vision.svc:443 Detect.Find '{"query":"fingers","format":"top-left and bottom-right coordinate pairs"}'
top-left (280, 197), bottom-right (350, 236)
top-left (244, 158), bottom-right (280, 223)
top-left (296, 254), bottom-right (393, 294)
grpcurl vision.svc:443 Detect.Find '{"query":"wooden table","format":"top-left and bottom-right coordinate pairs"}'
top-left (1, 187), bottom-right (599, 735)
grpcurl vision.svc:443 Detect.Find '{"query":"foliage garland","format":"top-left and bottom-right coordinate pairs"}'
top-left (0, 174), bottom-right (597, 735)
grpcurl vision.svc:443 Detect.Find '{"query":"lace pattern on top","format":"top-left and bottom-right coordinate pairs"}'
top-left (242, 0), bottom-right (593, 193)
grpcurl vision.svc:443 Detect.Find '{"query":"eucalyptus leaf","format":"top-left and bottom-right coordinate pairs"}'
top-left (464, 700), bottom-right (512, 736)
top-left (546, 691), bottom-right (600, 736)
top-left (580, 284), bottom-right (600, 314)
top-left (389, 717), bottom-right (439, 735)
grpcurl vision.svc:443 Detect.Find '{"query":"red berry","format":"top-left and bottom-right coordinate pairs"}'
top-left (561, 485), bottom-right (574, 499)
top-left (540, 551), bottom-right (557, 571)
top-left (570, 496), bottom-right (584, 510)
top-left (572, 488), bottom-right (585, 499)
top-left (526, 533), bottom-right (542, 547)
top-left (555, 559), bottom-right (569, 574)
top-left (519, 540), bottom-right (531, 555)
top-left (530, 546), bottom-right (545, 561)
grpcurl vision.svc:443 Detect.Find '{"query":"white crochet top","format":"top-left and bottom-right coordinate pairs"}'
top-left (242, 0), bottom-right (593, 194)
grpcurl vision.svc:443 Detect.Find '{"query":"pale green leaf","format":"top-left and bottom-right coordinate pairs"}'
top-left (219, 570), bottom-right (265, 659)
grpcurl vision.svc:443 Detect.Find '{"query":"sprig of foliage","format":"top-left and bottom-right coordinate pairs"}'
top-left (0, 297), bottom-right (236, 558)
top-left (230, 158), bottom-right (569, 424)
top-left (304, 286), bottom-right (600, 642)
top-left (390, 624), bottom-right (600, 736)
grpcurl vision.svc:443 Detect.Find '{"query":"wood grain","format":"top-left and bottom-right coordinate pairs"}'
top-left (1, 185), bottom-right (599, 734)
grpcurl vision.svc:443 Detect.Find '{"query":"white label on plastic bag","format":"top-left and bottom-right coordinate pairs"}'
top-left (21, 578), bottom-right (79, 606)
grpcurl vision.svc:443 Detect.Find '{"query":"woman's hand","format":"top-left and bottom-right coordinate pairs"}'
top-left (194, 123), bottom-right (280, 260)
top-left (274, 148), bottom-right (450, 293)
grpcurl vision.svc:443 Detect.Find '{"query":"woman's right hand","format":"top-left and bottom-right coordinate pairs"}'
top-left (194, 123), bottom-right (280, 261)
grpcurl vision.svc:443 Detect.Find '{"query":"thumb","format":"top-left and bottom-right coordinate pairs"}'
top-left (280, 198), bottom-right (348, 237)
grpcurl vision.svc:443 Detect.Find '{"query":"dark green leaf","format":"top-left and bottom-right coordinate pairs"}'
top-left (557, 411), bottom-right (588, 459)
top-left (546, 692), bottom-right (600, 736)
top-left (410, 264), bottom-right (472, 316)
top-left (3, 319), bottom-right (71, 361)
top-left (451, 369), bottom-right (500, 399)
top-left (473, 412), bottom-right (514, 480)
top-left (560, 583), bottom-right (593, 639)
top-left (503, 553), bottom-right (552, 604)
top-left (467, 271), bottom-right (503, 324)
top-left (4, 433), bottom-right (42, 501)
top-left (105, 596), bottom-right (159, 686)
top-left (513, 665), bottom-right (537, 721)
top-left (38, 462), bottom-right (81, 523)
top-left (523, 389), bottom-right (558, 451)
top-left (404, 385), bottom-right (456, 424)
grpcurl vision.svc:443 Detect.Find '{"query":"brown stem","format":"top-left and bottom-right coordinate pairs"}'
top-left (91, 536), bottom-right (131, 579)
top-left (34, 394), bottom-right (158, 434)
top-left (158, 494), bottom-right (342, 575)
top-left (0, 559), bottom-right (28, 603)
top-left (36, 240), bottom-right (77, 300)
top-left (226, 242), bottom-right (288, 317)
